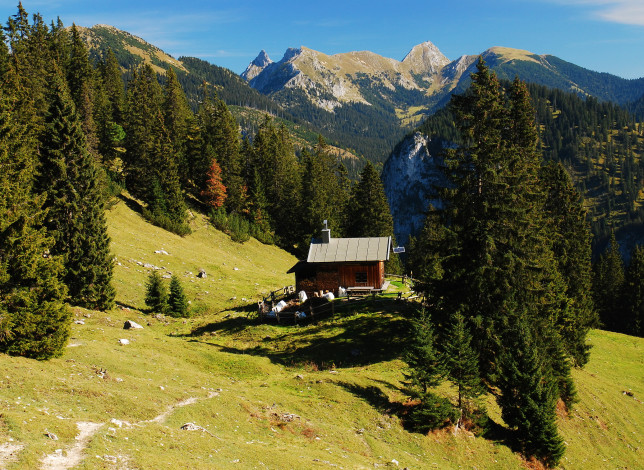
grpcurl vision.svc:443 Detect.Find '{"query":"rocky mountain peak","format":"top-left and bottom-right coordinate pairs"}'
top-left (252, 50), bottom-right (272, 67)
top-left (281, 47), bottom-right (303, 63)
top-left (242, 49), bottom-right (275, 82)
top-left (402, 41), bottom-right (450, 75)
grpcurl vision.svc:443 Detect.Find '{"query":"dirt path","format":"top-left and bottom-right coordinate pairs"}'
top-left (40, 422), bottom-right (103, 470)
top-left (144, 391), bottom-right (219, 425)
top-left (0, 443), bottom-right (24, 469)
top-left (145, 396), bottom-right (199, 424)
top-left (32, 391), bottom-right (220, 469)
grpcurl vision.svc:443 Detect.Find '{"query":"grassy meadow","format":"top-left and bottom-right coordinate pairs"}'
top-left (0, 198), bottom-right (642, 469)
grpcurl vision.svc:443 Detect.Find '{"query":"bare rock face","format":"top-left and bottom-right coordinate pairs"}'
top-left (382, 132), bottom-right (447, 247)
top-left (241, 50), bottom-right (273, 82)
top-left (401, 40), bottom-right (450, 76)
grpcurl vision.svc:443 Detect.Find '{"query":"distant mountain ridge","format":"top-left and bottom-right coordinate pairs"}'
top-left (243, 42), bottom-right (644, 111)
top-left (241, 41), bottom-right (644, 160)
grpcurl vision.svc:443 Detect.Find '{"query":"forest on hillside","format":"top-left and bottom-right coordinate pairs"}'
top-left (0, 6), bottom-right (401, 356)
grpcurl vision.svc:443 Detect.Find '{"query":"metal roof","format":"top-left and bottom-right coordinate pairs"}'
top-left (307, 236), bottom-right (391, 263)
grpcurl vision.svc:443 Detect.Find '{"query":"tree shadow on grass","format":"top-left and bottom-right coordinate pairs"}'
top-left (336, 381), bottom-right (401, 415)
top-left (186, 298), bottom-right (417, 368)
top-left (117, 193), bottom-right (144, 215)
top-left (222, 312), bottom-right (412, 368)
top-left (188, 315), bottom-right (253, 336)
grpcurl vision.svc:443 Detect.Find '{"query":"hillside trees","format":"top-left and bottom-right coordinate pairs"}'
top-left (623, 246), bottom-right (644, 336)
top-left (250, 117), bottom-right (303, 249)
top-left (124, 64), bottom-right (188, 234)
top-left (411, 61), bottom-right (577, 466)
top-left (299, 137), bottom-right (349, 251)
top-left (197, 90), bottom-right (245, 213)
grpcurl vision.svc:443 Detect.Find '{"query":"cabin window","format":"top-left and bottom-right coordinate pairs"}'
top-left (355, 272), bottom-right (368, 284)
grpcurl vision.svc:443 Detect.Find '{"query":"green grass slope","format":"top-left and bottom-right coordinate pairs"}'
top-left (107, 195), bottom-right (296, 314)
top-left (0, 200), bottom-right (642, 469)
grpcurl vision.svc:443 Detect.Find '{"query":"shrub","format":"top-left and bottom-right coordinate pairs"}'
top-left (209, 208), bottom-right (273, 244)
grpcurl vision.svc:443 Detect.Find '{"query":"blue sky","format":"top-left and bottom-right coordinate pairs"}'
top-left (3, 0), bottom-right (644, 79)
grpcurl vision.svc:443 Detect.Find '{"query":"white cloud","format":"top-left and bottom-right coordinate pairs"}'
top-left (595, 1), bottom-right (644, 26)
top-left (549, 0), bottom-right (644, 26)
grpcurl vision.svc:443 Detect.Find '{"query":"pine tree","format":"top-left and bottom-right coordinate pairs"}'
top-left (162, 66), bottom-right (192, 186)
top-left (145, 271), bottom-right (168, 314)
top-left (168, 275), bottom-right (189, 318)
top-left (67, 24), bottom-right (98, 157)
top-left (404, 308), bottom-right (444, 393)
top-left (36, 67), bottom-right (115, 310)
top-left (96, 48), bottom-right (126, 178)
top-left (623, 245), bottom-right (644, 336)
top-left (593, 231), bottom-right (625, 332)
top-left (0, 74), bottom-right (70, 359)
top-left (497, 319), bottom-right (566, 466)
top-left (540, 161), bottom-right (597, 365)
top-left (442, 312), bottom-right (483, 413)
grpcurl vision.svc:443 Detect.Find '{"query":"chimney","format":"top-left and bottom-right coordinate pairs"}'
top-left (321, 219), bottom-right (331, 244)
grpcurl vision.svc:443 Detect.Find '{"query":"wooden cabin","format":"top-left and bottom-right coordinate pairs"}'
top-left (288, 225), bottom-right (391, 296)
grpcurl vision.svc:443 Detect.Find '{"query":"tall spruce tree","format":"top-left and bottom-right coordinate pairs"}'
top-left (0, 73), bottom-right (70, 359)
top-left (67, 24), bottom-right (98, 157)
top-left (96, 48), bottom-right (126, 177)
top-left (345, 161), bottom-right (401, 273)
top-left (623, 245), bottom-right (644, 336)
top-left (497, 318), bottom-right (566, 467)
top-left (593, 231), bottom-right (625, 332)
top-left (36, 67), bottom-right (115, 310)
top-left (540, 161), bottom-right (596, 365)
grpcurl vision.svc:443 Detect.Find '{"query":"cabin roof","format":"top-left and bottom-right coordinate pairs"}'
top-left (307, 236), bottom-right (391, 263)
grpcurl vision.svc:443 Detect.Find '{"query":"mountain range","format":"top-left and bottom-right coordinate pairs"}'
top-left (76, 24), bottom-right (644, 249)
top-left (78, 24), bottom-right (644, 163)
top-left (240, 41), bottom-right (644, 159)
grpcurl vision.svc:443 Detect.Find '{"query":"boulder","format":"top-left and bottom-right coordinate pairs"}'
top-left (123, 320), bottom-right (143, 330)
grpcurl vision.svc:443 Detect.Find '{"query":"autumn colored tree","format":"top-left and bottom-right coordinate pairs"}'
top-left (201, 158), bottom-right (227, 209)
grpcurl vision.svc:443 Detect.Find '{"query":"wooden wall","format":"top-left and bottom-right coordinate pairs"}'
top-left (295, 261), bottom-right (385, 295)
top-left (338, 262), bottom-right (383, 288)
